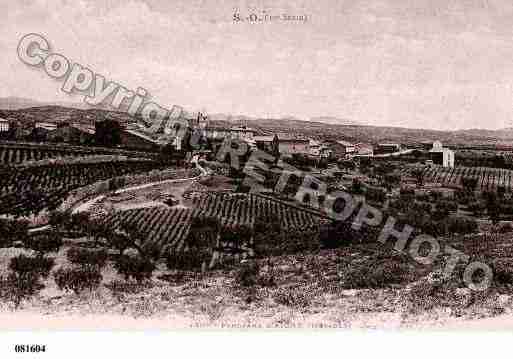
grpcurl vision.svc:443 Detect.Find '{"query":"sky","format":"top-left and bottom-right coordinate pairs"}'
top-left (2, 0), bottom-right (513, 130)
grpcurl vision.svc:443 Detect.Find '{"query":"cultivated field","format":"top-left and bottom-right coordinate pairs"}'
top-left (403, 165), bottom-right (513, 192)
top-left (0, 159), bottom-right (163, 217)
top-left (104, 192), bottom-right (323, 255)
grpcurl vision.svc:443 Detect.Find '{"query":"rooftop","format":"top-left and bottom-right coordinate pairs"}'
top-left (336, 140), bottom-right (354, 147)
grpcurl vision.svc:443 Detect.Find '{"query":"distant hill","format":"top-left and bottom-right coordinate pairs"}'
top-left (1, 100), bottom-right (512, 145)
top-left (310, 116), bottom-right (361, 126)
top-left (0, 97), bottom-right (48, 110)
top-left (209, 114), bottom-right (361, 126)
top-left (209, 117), bottom-right (506, 145)
top-left (0, 96), bottom-right (121, 111)
top-left (0, 105), bottom-right (134, 130)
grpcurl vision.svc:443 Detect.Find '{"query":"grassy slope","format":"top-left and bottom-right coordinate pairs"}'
top-left (0, 228), bottom-right (512, 329)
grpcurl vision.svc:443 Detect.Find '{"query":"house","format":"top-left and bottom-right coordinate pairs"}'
top-left (337, 140), bottom-right (355, 154)
top-left (328, 140), bottom-right (355, 158)
top-left (7, 119), bottom-right (30, 140)
top-left (277, 137), bottom-right (309, 155)
top-left (0, 118), bottom-right (9, 132)
top-left (119, 129), bottom-right (160, 151)
top-left (429, 141), bottom-right (454, 168)
top-left (48, 123), bottom-right (95, 145)
top-left (377, 143), bottom-right (401, 154)
top-left (310, 139), bottom-right (321, 156)
top-left (228, 126), bottom-right (256, 140)
top-left (30, 122), bottom-right (58, 142)
top-left (254, 135), bottom-right (274, 151)
top-left (254, 134), bottom-right (309, 155)
top-left (201, 126), bottom-right (256, 141)
top-left (309, 139), bottom-right (332, 158)
top-left (354, 143), bottom-right (374, 156)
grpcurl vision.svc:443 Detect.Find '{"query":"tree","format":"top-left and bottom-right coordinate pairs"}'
top-left (183, 216), bottom-right (220, 270)
top-left (411, 168), bottom-right (424, 188)
top-left (462, 177), bottom-right (478, 193)
top-left (351, 178), bottom-right (363, 194)
top-left (384, 173), bottom-right (401, 191)
top-left (95, 119), bottom-right (121, 147)
top-left (0, 218), bottom-right (29, 246)
top-left (271, 134), bottom-right (280, 162)
top-left (24, 230), bottom-right (63, 258)
top-left (220, 225), bottom-right (252, 255)
top-left (484, 191), bottom-right (500, 223)
top-left (252, 214), bottom-right (282, 257)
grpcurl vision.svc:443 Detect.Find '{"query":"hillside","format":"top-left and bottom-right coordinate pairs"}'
top-left (0, 106), bottom-right (134, 129)
top-left (210, 117), bottom-right (504, 145)
top-left (0, 102), bottom-right (510, 145)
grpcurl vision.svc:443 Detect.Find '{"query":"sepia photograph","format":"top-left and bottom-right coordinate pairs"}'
top-left (2, 0), bottom-right (513, 354)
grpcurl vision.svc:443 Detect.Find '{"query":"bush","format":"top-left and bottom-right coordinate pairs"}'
top-left (498, 222), bottom-right (513, 233)
top-left (114, 255), bottom-right (155, 282)
top-left (339, 255), bottom-right (413, 289)
top-left (446, 216), bottom-right (478, 235)
top-left (166, 248), bottom-right (211, 271)
top-left (492, 259), bottom-right (513, 286)
top-left (2, 254), bottom-right (53, 307)
top-left (24, 231), bottom-right (63, 256)
top-left (273, 287), bottom-right (310, 308)
top-left (235, 261), bottom-right (259, 287)
top-left (279, 228), bottom-right (320, 254)
top-left (365, 187), bottom-right (386, 203)
top-left (54, 267), bottom-right (102, 294)
top-left (0, 272), bottom-right (43, 307)
top-left (66, 247), bottom-right (108, 270)
top-left (9, 255), bottom-right (55, 279)
top-left (219, 225), bottom-right (252, 253)
top-left (468, 201), bottom-right (486, 216)
top-left (0, 218), bottom-right (29, 246)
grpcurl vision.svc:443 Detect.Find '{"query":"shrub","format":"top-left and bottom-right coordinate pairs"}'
top-left (48, 210), bottom-right (71, 230)
top-left (24, 231), bottom-right (63, 256)
top-left (320, 221), bottom-right (366, 249)
top-left (66, 247), bottom-right (108, 270)
top-left (0, 272), bottom-right (42, 307)
top-left (279, 228), bottom-right (320, 254)
top-left (468, 201), bottom-right (486, 216)
top-left (365, 187), bottom-right (386, 203)
top-left (166, 248), bottom-right (211, 271)
top-left (9, 254), bottom-right (55, 279)
top-left (114, 255), bottom-right (155, 282)
top-left (447, 216), bottom-right (478, 235)
top-left (2, 254), bottom-right (52, 307)
top-left (498, 222), bottom-right (513, 234)
top-left (54, 267), bottom-right (102, 294)
top-left (492, 259), bottom-right (513, 286)
top-left (235, 261), bottom-right (259, 287)
top-left (273, 287), bottom-right (310, 308)
top-left (339, 255), bottom-right (413, 289)
top-left (221, 225), bottom-right (252, 249)
top-left (0, 218), bottom-right (29, 246)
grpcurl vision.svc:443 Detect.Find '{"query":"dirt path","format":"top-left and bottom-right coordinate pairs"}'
top-left (72, 163), bottom-right (209, 214)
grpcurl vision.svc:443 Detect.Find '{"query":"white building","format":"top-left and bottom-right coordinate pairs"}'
top-left (310, 139), bottom-right (332, 158)
top-left (35, 122), bottom-right (57, 131)
top-left (429, 141), bottom-right (454, 168)
top-left (201, 126), bottom-right (256, 141)
top-left (0, 118), bottom-right (9, 132)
